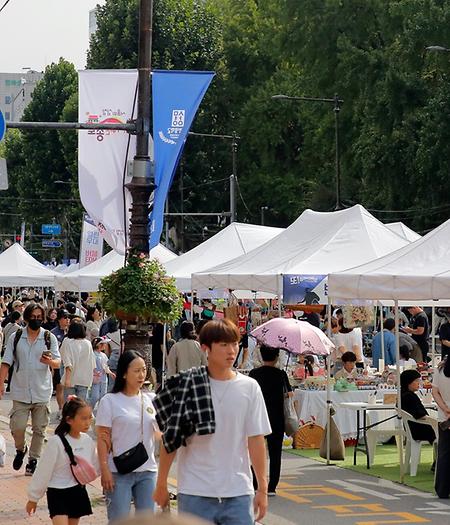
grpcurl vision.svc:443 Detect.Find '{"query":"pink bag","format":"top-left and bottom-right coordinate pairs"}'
top-left (59, 435), bottom-right (97, 485)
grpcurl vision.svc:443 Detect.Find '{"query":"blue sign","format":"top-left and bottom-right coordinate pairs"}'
top-left (0, 109), bottom-right (5, 142)
top-left (42, 239), bottom-right (62, 248)
top-left (41, 224), bottom-right (61, 235)
top-left (283, 274), bottom-right (328, 305)
top-left (149, 70), bottom-right (215, 249)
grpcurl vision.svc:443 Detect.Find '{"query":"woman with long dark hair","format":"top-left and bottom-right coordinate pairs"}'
top-left (96, 350), bottom-right (159, 523)
top-left (85, 305), bottom-right (102, 341)
top-left (433, 357), bottom-right (450, 498)
top-left (26, 396), bottom-right (98, 523)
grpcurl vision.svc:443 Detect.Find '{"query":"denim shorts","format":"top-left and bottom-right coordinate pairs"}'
top-left (178, 493), bottom-right (253, 525)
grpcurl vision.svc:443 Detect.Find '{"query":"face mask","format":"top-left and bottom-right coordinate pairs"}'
top-left (28, 319), bottom-right (43, 330)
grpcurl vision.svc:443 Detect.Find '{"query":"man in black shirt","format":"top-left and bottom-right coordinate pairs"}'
top-left (404, 307), bottom-right (429, 362)
top-left (249, 346), bottom-right (292, 496)
top-left (439, 316), bottom-right (450, 360)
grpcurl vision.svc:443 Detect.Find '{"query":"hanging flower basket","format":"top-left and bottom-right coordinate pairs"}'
top-left (99, 251), bottom-right (183, 324)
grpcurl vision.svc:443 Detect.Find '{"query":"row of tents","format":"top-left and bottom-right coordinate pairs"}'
top-left (0, 203), bottom-right (446, 305)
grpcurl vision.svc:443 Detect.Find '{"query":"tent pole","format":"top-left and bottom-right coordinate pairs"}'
top-left (394, 300), bottom-right (405, 482)
top-left (326, 297), bottom-right (332, 465)
top-left (431, 306), bottom-right (436, 367)
top-left (190, 290), bottom-right (194, 323)
top-left (278, 276), bottom-right (282, 318)
top-left (380, 303), bottom-right (385, 365)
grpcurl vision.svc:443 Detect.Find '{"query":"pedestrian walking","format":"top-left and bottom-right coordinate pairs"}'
top-left (96, 350), bottom-right (159, 523)
top-left (89, 336), bottom-right (115, 412)
top-left (249, 346), bottom-right (292, 496)
top-left (26, 396), bottom-right (98, 523)
top-left (51, 309), bottom-right (71, 419)
top-left (0, 303), bottom-right (60, 475)
top-left (60, 321), bottom-right (96, 401)
top-left (432, 357), bottom-right (450, 498)
top-left (153, 319), bottom-right (271, 525)
top-left (166, 321), bottom-right (207, 377)
top-left (85, 305), bottom-right (102, 341)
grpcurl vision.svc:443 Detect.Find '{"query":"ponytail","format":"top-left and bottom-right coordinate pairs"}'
top-left (55, 396), bottom-right (88, 436)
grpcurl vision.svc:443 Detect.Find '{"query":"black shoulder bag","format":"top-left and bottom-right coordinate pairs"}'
top-left (112, 392), bottom-right (149, 474)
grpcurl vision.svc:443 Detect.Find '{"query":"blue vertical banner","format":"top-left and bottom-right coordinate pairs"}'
top-left (150, 70), bottom-right (215, 249)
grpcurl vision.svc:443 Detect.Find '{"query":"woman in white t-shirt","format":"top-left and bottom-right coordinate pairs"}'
top-left (333, 317), bottom-right (364, 363)
top-left (61, 321), bottom-right (96, 402)
top-left (432, 358), bottom-right (450, 498)
top-left (96, 350), bottom-right (159, 523)
top-left (85, 305), bottom-right (102, 341)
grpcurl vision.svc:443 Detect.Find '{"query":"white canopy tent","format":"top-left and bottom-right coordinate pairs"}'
top-left (193, 205), bottom-right (410, 295)
top-left (0, 243), bottom-right (59, 287)
top-left (386, 222), bottom-right (421, 242)
top-left (328, 217), bottom-right (450, 302)
top-left (54, 244), bottom-right (177, 292)
top-left (164, 222), bottom-right (283, 292)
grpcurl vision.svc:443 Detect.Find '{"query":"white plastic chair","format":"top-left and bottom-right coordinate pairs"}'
top-left (366, 410), bottom-right (403, 467)
top-left (398, 408), bottom-right (438, 477)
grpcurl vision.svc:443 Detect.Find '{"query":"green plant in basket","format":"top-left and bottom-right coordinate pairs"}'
top-left (99, 251), bottom-right (183, 323)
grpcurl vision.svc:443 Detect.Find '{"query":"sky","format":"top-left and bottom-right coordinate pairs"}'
top-left (0, 0), bottom-right (106, 73)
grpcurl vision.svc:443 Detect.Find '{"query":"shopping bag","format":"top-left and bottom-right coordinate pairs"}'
top-left (284, 396), bottom-right (299, 437)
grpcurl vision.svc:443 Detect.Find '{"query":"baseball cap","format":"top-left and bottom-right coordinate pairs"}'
top-left (12, 300), bottom-right (24, 309)
top-left (56, 308), bottom-right (70, 320)
top-left (92, 336), bottom-right (112, 348)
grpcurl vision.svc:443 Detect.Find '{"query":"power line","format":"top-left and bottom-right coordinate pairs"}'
top-left (235, 176), bottom-right (252, 217)
top-left (0, 0), bottom-right (11, 14)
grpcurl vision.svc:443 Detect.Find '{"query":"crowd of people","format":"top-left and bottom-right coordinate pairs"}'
top-left (0, 290), bottom-right (450, 523)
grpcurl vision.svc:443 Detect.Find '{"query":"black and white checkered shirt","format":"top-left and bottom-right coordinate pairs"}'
top-left (154, 366), bottom-right (215, 453)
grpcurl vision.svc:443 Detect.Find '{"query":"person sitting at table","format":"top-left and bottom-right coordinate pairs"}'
top-left (293, 354), bottom-right (314, 380)
top-left (400, 369), bottom-right (436, 444)
top-left (334, 351), bottom-right (358, 380)
top-left (399, 345), bottom-right (417, 369)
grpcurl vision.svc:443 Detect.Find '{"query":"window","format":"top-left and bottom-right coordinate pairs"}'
top-left (5, 79), bottom-right (21, 87)
top-left (4, 95), bottom-right (11, 105)
top-left (4, 112), bottom-right (10, 121)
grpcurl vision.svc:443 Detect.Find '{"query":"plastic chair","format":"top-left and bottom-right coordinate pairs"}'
top-left (398, 408), bottom-right (438, 477)
top-left (366, 410), bottom-right (403, 467)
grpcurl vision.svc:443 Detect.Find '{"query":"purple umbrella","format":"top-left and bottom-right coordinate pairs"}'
top-left (250, 317), bottom-right (334, 355)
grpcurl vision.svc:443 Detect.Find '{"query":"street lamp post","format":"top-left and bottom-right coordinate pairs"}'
top-left (271, 93), bottom-right (344, 209)
top-left (260, 206), bottom-right (268, 225)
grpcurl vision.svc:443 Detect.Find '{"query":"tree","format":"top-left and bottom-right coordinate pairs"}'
top-left (1, 59), bottom-right (82, 258)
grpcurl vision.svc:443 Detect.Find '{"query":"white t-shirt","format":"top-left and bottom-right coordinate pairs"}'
top-left (432, 368), bottom-right (450, 421)
top-left (176, 372), bottom-right (271, 498)
top-left (399, 358), bottom-right (417, 368)
top-left (27, 433), bottom-right (98, 502)
top-left (334, 328), bottom-right (363, 362)
top-left (96, 391), bottom-right (158, 473)
top-left (60, 338), bottom-right (96, 387)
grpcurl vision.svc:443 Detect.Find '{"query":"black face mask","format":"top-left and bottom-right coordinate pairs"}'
top-left (28, 319), bottom-right (43, 331)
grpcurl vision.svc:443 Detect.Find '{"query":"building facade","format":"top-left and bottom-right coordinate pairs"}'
top-left (0, 69), bottom-right (43, 122)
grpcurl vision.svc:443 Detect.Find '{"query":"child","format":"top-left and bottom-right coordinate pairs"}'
top-left (334, 351), bottom-right (358, 380)
top-left (89, 336), bottom-right (116, 411)
top-left (26, 396), bottom-right (99, 524)
top-left (399, 345), bottom-right (417, 369)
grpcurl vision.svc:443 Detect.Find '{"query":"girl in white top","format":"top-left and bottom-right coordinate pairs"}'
top-left (333, 317), bottom-right (364, 363)
top-left (26, 396), bottom-right (99, 523)
top-left (61, 321), bottom-right (96, 402)
top-left (96, 350), bottom-right (160, 523)
top-left (432, 358), bottom-right (450, 498)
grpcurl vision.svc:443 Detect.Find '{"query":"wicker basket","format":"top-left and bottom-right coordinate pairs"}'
top-left (293, 418), bottom-right (325, 449)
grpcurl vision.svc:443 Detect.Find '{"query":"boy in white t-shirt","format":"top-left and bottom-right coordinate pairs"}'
top-left (153, 319), bottom-right (271, 524)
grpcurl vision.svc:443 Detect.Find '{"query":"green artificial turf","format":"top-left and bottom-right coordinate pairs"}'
top-left (286, 443), bottom-right (435, 493)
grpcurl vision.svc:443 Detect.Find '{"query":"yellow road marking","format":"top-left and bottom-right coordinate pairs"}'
top-left (312, 504), bottom-right (388, 514)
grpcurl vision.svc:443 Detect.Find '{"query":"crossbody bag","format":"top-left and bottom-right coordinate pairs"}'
top-left (112, 391), bottom-right (149, 474)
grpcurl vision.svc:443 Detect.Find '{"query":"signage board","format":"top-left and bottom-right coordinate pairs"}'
top-left (41, 224), bottom-right (62, 235)
top-left (42, 239), bottom-right (62, 248)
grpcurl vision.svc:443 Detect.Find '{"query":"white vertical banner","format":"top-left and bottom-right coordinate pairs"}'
top-left (78, 70), bottom-right (138, 255)
top-left (79, 214), bottom-right (104, 268)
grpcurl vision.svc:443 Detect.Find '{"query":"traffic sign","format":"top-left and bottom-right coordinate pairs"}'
top-left (0, 109), bottom-right (5, 142)
top-left (42, 239), bottom-right (62, 248)
top-left (41, 224), bottom-right (62, 235)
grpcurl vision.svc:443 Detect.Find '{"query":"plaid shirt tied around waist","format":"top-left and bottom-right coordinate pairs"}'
top-left (153, 365), bottom-right (215, 453)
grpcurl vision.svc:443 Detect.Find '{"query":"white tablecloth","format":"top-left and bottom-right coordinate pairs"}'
top-left (294, 389), bottom-right (397, 439)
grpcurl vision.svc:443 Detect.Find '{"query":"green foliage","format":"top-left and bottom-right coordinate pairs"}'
top-left (99, 252), bottom-right (183, 322)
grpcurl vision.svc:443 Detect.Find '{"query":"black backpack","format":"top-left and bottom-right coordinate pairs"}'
top-left (12, 328), bottom-right (52, 372)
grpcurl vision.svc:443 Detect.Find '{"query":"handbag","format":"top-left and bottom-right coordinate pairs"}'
top-left (113, 392), bottom-right (149, 474)
top-left (319, 408), bottom-right (345, 461)
top-left (59, 435), bottom-right (97, 485)
top-left (283, 382), bottom-right (299, 437)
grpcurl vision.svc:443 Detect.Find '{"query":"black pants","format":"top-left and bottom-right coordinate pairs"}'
top-left (253, 431), bottom-right (284, 493)
top-left (435, 427), bottom-right (450, 498)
